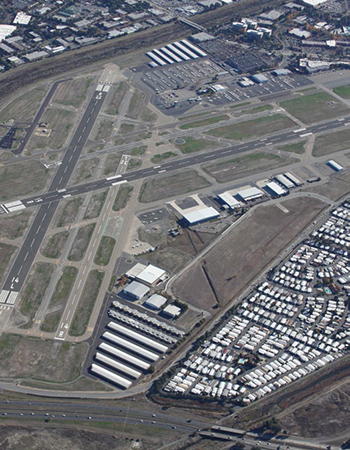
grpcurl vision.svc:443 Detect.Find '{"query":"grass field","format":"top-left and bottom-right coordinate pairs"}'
top-left (131, 145), bottom-right (147, 156)
top-left (0, 210), bottom-right (32, 240)
top-left (41, 231), bottom-right (69, 259)
top-left (126, 90), bottom-right (157, 122)
top-left (0, 244), bottom-right (17, 284)
top-left (84, 191), bottom-right (107, 220)
top-left (119, 123), bottom-right (135, 134)
top-left (280, 92), bottom-right (349, 124)
top-left (94, 236), bottom-right (116, 266)
top-left (332, 84), bottom-right (350, 99)
top-left (55, 197), bottom-right (83, 228)
top-left (313, 128), bottom-right (350, 157)
top-left (127, 158), bottom-right (142, 171)
top-left (104, 81), bottom-right (128, 116)
top-left (22, 375), bottom-right (113, 391)
top-left (277, 140), bottom-right (306, 154)
top-left (69, 157), bottom-right (99, 186)
top-left (103, 153), bottom-right (121, 176)
top-left (174, 137), bottom-right (216, 154)
top-left (206, 114), bottom-right (295, 140)
top-left (0, 86), bottom-right (47, 123)
top-left (69, 270), bottom-right (105, 337)
top-left (180, 114), bottom-right (230, 130)
top-left (95, 119), bottom-right (114, 140)
top-left (29, 108), bottom-right (75, 150)
top-left (173, 197), bottom-right (326, 310)
top-left (0, 160), bottom-right (49, 201)
top-left (151, 151), bottom-right (177, 163)
top-left (112, 185), bottom-right (133, 211)
top-left (68, 223), bottom-right (96, 262)
top-left (203, 152), bottom-right (296, 183)
top-left (19, 263), bottom-right (55, 329)
top-left (40, 267), bottom-right (78, 333)
top-left (236, 104), bottom-right (273, 116)
top-left (53, 77), bottom-right (93, 108)
top-left (139, 170), bottom-right (211, 203)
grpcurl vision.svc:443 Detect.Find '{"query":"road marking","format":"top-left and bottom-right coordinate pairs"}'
top-left (300, 132), bottom-right (312, 138)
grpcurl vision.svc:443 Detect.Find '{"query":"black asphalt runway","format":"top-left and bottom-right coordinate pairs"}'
top-left (0, 87), bottom-right (109, 303)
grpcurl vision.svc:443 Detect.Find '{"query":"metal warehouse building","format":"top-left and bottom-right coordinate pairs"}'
top-left (123, 281), bottom-right (150, 300)
top-left (135, 264), bottom-right (166, 287)
top-left (237, 187), bottom-right (263, 202)
top-left (183, 206), bottom-right (220, 225)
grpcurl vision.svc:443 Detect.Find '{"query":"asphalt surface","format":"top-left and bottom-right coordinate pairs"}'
top-left (0, 112), bottom-right (349, 305)
top-left (0, 86), bottom-right (109, 305)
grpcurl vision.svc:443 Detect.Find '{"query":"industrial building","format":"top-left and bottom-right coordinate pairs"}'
top-left (251, 74), bottom-right (269, 84)
top-left (284, 172), bottom-right (302, 186)
top-left (103, 331), bottom-right (160, 362)
top-left (125, 263), bottom-right (147, 279)
top-left (217, 192), bottom-right (241, 209)
top-left (265, 181), bottom-right (287, 198)
top-left (183, 206), bottom-right (220, 225)
top-left (90, 363), bottom-right (132, 389)
top-left (275, 174), bottom-right (295, 190)
top-left (144, 294), bottom-right (167, 310)
top-left (237, 187), bottom-right (264, 202)
top-left (123, 281), bottom-right (150, 300)
top-left (135, 264), bottom-right (166, 287)
top-left (327, 160), bottom-right (343, 172)
top-left (271, 68), bottom-right (291, 76)
top-left (145, 40), bottom-right (207, 66)
top-left (163, 304), bottom-right (182, 319)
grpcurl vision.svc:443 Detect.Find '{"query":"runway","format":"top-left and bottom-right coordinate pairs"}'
top-left (0, 112), bottom-right (348, 305)
top-left (0, 83), bottom-right (111, 305)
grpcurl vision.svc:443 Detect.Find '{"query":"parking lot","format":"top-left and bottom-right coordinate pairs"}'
top-left (138, 207), bottom-right (168, 225)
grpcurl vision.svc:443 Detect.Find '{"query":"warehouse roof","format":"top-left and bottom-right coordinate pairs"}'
top-left (144, 294), bottom-right (167, 310)
top-left (125, 263), bottom-right (147, 279)
top-left (183, 206), bottom-right (220, 225)
top-left (238, 187), bottom-right (263, 201)
top-left (217, 192), bottom-right (241, 209)
top-left (123, 281), bottom-right (150, 299)
top-left (163, 304), bottom-right (182, 318)
top-left (136, 264), bottom-right (166, 285)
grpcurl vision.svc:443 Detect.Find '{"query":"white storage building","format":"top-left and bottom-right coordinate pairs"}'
top-left (217, 192), bottom-right (241, 209)
top-left (135, 264), bottom-right (166, 286)
top-left (123, 281), bottom-right (150, 300)
top-left (182, 206), bottom-right (220, 225)
top-left (144, 294), bottom-right (167, 310)
top-left (163, 304), bottom-right (182, 319)
top-left (265, 181), bottom-right (287, 197)
top-left (237, 187), bottom-right (263, 202)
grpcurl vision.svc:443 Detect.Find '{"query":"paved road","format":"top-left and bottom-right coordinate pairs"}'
top-left (0, 84), bottom-right (110, 305)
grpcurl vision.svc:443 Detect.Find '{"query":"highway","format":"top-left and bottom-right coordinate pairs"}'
top-left (0, 111), bottom-right (349, 306)
top-left (0, 83), bottom-right (111, 306)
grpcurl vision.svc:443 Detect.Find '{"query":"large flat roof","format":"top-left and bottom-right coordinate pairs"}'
top-left (123, 281), bottom-right (150, 298)
top-left (136, 265), bottom-right (166, 285)
top-left (183, 206), bottom-right (220, 224)
top-left (144, 294), bottom-right (167, 309)
top-left (238, 187), bottom-right (263, 200)
top-left (125, 263), bottom-right (147, 279)
top-left (218, 192), bottom-right (241, 208)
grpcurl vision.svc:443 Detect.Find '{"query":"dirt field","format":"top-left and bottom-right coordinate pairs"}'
top-left (0, 423), bottom-right (181, 450)
top-left (94, 236), bottom-right (116, 266)
top-left (21, 375), bottom-right (112, 392)
top-left (0, 86), bottom-right (47, 123)
top-left (103, 153), bottom-right (121, 176)
top-left (84, 191), bottom-right (107, 219)
top-left (0, 210), bottom-right (33, 240)
top-left (69, 270), bottom-right (105, 337)
top-left (305, 171), bottom-right (350, 201)
top-left (104, 81), bottom-right (128, 116)
top-left (68, 224), bottom-right (96, 262)
top-left (52, 77), bottom-right (94, 108)
top-left (0, 334), bottom-right (87, 382)
top-left (206, 114), bottom-right (295, 140)
top-left (139, 170), bottom-right (211, 203)
top-left (0, 244), bottom-right (17, 285)
top-left (17, 263), bottom-right (55, 329)
top-left (173, 197), bottom-right (326, 310)
top-left (69, 157), bottom-right (99, 186)
top-left (312, 127), bottom-right (350, 156)
top-left (280, 92), bottom-right (349, 124)
top-left (0, 160), bottom-right (49, 201)
top-left (40, 231), bottom-right (69, 259)
top-left (28, 108), bottom-right (75, 151)
top-left (112, 185), bottom-right (133, 211)
top-left (40, 267), bottom-right (78, 333)
top-left (127, 157), bottom-right (142, 171)
top-left (54, 196), bottom-right (84, 228)
top-left (202, 152), bottom-right (296, 183)
top-left (119, 122), bottom-right (135, 134)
